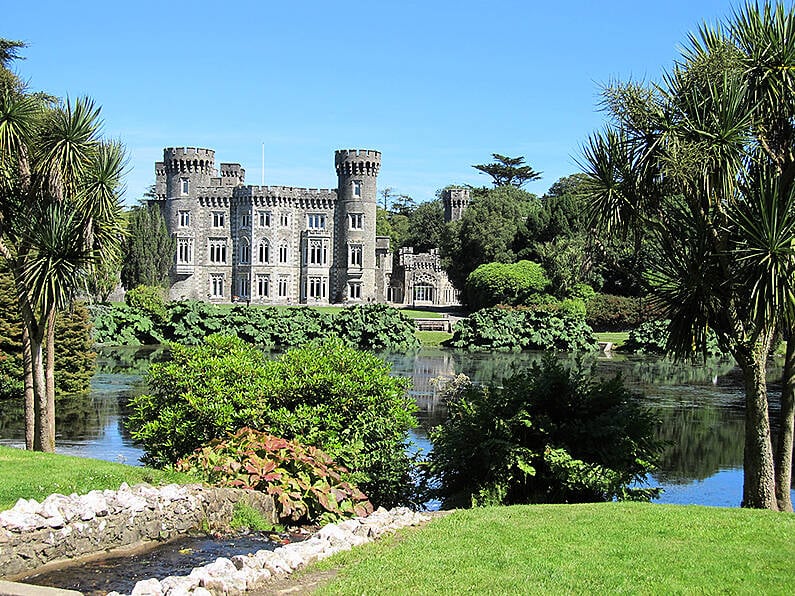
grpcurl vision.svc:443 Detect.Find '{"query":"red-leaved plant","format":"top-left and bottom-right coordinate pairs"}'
top-left (176, 427), bottom-right (373, 524)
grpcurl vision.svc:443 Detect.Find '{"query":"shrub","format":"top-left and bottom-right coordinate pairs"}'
top-left (623, 319), bottom-right (726, 358)
top-left (127, 335), bottom-right (418, 508)
top-left (585, 294), bottom-right (646, 331)
top-left (125, 285), bottom-right (168, 320)
top-left (177, 428), bottom-right (373, 524)
top-left (465, 260), bottom-right (551, 310)
top-left (332, 304), bottom-right (420, 352)
top-left (88, 303), bottom-right (162, 345)
top-left (427, 356), bottom-right (661, 508)
top-left (447, 307), bottom-right (597, 352)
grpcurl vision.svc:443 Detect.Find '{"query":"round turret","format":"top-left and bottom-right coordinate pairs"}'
top-left (161, 147), bottom-right (217, 198)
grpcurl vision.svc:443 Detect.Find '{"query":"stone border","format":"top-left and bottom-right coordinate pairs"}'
top-left (114, 507), bottom-right (432, 596)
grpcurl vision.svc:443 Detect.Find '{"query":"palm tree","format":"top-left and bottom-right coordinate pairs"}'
top-left (580, 2), bottom-right (795, 510)
top-left (0, 87), bottom-right (125, 452)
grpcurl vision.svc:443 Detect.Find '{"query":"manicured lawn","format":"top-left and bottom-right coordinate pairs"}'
top-left (415, 330), bottom-right (453, 346)
top-left (595, 331), bottom-right (629, 349)
top-left (312, 503), bottom-right (795, 594)
top-left (0, 446), bottom-right (191, 510)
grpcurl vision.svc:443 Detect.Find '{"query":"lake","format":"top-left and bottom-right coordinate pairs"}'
top-left (0, 346), bottom-right (790, 508)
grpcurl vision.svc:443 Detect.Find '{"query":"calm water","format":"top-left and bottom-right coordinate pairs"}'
top-left (0, 346), bottom-right (790, 508)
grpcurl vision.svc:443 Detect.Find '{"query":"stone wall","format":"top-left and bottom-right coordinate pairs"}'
top-left (0, 483), bottom-right (276, 580)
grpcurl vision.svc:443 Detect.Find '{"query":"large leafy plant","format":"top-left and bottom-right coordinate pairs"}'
top-left (177, 428), bottom-right (373, 524)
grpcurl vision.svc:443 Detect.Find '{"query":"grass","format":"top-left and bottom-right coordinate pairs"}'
top-left (311, 503), bottom-right (795, 595)
top-left (0, 446), bottom-right (191, 510)
top-left (595, 331), bottom-right (630, 349)
top-left (415, 330), bottom-right (453, 346)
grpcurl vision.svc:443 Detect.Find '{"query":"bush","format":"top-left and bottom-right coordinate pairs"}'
top-left (465, 260), bottom-right (551, 310)
top-left (332, 304), bottom-right (420, 352)
top-left (585, 294), bottom-right (646, 331)
top-left (127, 335), bottom-right (418, 508)
top-left (623, 319), bottom-right (726, 357)
top-left (177, 428), bottom-right (373, 524)
top-left (427, 356), bottom-right (661, 508)
top-left (447, 307), bottom-right (597, 352)
top-left (125, 285), bottom-right (168, 320)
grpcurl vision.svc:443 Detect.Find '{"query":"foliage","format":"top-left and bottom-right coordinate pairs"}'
top-left (624, 320), bottom-right (727, 358)
top-left (177, 427), bottom-right (374, 524)
top-left (585, 293), bottom-right (647, 331)
top-left (53, 303), bottom-right (96, 394)
top-left (447, 307), bottom-right (598, 352)
top-left (127, 335), bottom-right (418, 508)
top-left (404, 199), bottom-right (446, 253)
top-left (427, 356), bottom-right (661, 508)
top-left (125, 285), bottom-right (167, 319)
top-left (332, 303), bottom-right (419, 352)
top-left (88, 303), bottom-right (164, 346)
top-left (473, 153), bottom-right (542, 188)
top-left (464, 260), bottom-right (550, 310)
top-left (120, 201), bottom-right (174, 290)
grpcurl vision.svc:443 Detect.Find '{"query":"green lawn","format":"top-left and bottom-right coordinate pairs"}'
top-left (595, 331), bottom-right (630, 349)
top-left (0, 446), bottom-right (190, 510)
top-left (415, 330), bottom-right (453, 346)
top-left (312, 503), bottom-right (795, 595)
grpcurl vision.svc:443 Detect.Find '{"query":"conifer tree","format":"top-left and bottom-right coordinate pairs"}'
top-left (120, 198), bottom-right (174, 290)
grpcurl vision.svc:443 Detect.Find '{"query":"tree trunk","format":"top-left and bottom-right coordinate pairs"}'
top-left (775, 335), bottom-right (795, 511)
top-left (21, 325), bottom-right (35, 450)
top-left (30, 329), bottom-right (49, 451)
top-left (738, 343), bottom-right (778, 509)
top-left (45, 309), bottom-right (56, 449)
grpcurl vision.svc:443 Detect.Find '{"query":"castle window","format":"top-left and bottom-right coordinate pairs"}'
top-left (277, 276), bottom-right (289, 297)
top-left (349, 213), bottom-right (363, 230)
top-left (307, 213), bottom-right (326, 230)
top-left (278, 242), bottom-right (289, 263)
top-left (258, 239), bottom-right (270, 263)
top-left (209, 238), bottom-right (227, 263)
top-left (256, 274), bottom-right (270, 297)
top-left (238, 275), bottom-right (250, 298)
top-left (258, 210), bottom-right (271, 227)
top-left (179, 210), bottom-right (191, 227)
top-left (353, 180), bottom-right (362, 198)
top-left (180, 178), bottom-right (189, 195)
top-left (210, 274), bottom-right (224, 298)
top-left (241, 213), bottom-right (251, 228)
top-left (414, 283), bottom-right (434, 302)
top-left (306, 239), bottom-right (327, 265)
top-left (212, 211), bottom-right (226, 227)
top-left (308, 276), bottom-right (326, 299)
top-left (280, 212), bottom-right (291, 227)
top-left (349, 243), bottom-right (363, 268)
top-left (176, 237), bottom-right (193, 264)
top-left (239, 238), bottom-right (251, 264)
top-left (348, 282), bottom-right (362, 300)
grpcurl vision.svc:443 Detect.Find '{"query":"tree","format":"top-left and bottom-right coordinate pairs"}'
top-left (464, 260), bottom-right (550, 310)
top-left (0, 41), bottom-right (125, 451)
top-left (473, 153), bottom-right (542, 188)
top-left (405, 199), bottom-right (445, 252)
top-left (120, 195), bottom-right (174, 289)
top-left (581, 2), bottom-right (795, 510)
top-left (0, 39), bottom-right (25, 93)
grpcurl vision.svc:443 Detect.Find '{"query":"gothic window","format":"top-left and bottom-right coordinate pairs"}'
top-left (209, 238), bottom-right (227, 263)
top-left (178, 210), bottom-right (191, 227)
top-left (349, 243), bottom-right (363, 267)
top-left (277, 276), bottom-right (289, 297)
top-left (239, 238), bottom-right (251, 264)
top-left (348, 282), bottom-right (362, 300)
top-left (241, 213), bottom-right (251, 228)
top-left (176, 237), bottom-right (193, 264)
top-left (308, 276), bottom-right (326, 299)
top-left (237, 276), bottom-right (250, 298)
top-left (212, 211), bottom-right (226, 227)
top-left (349, 213), bottom-right (363, 230)
top-left (258, 210), bottom-right (272, 227)
top-left (307, 213), bottom-right (326, 230)
top-left (180, 178), bottom-right (189, 195)
top-left (256, 274), bottom-right (270, 297)
top-left (280, 212), bottom-right (291, 227)
top-left (258, 239), bottom-right (270, 263)
top-left (210, 274), bottom-right (224, 298)
top-left (414, 283), bottom-right (434, 302)
top-left (279, 242), bottom-right (289, 263)
top-left (306, 239), bottom-right (326, 265)
top-left (353, 180), bottom-right (362, 198)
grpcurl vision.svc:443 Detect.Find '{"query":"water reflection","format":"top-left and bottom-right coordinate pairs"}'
top-left (0, 346), bottom-right (789, 507)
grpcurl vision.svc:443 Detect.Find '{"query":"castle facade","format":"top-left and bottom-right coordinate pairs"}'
top-left (154, 147), bottom-right (466, 307)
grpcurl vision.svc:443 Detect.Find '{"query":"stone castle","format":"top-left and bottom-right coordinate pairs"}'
top-left (154, 147), bottom-right (468, 306)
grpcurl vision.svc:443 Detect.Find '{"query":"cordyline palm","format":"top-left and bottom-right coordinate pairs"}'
top-left (0, 89), bottom-right (125, 452)
top-left (580, 1), bottom-right (795, 510)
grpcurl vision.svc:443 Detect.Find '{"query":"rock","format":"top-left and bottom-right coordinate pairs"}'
top-left (131, 577), bottom-right (163, 596)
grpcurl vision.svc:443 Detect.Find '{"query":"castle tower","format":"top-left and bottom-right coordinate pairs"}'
top-left (442, 187), bottom-right (471, 222)
top-left (156, 147), bottom-right (217, 200)
top-left (333, 149), bottom-right (381, 302)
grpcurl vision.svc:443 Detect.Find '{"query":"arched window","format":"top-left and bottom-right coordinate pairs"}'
top-left (239, 238), bottom-right (250, 264)
top-left (258, 239), bottom-right (270, 264)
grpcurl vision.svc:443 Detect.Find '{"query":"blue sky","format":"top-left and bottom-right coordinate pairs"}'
top-left (4, 0), bottom-right (737, 204)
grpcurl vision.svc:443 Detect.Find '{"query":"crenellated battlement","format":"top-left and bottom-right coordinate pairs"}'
top-left (335, 149), bottom-right (381, 176)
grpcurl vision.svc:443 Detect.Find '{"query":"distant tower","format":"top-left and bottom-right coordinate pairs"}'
top-left (442, 187), bottom-right (471, 222)
top-left (156, 147), bottom-right (217, 200)
top-left (333, 149), bottom-right (381, 302)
